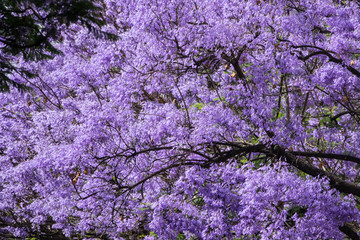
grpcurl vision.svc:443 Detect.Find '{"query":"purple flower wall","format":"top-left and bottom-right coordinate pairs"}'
top-left (1, 0), bottom-right (360, 239)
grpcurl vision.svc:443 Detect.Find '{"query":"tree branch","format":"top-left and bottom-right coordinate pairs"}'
top-left (293, 45), bottom-right (360, 77)
top-left (339, 223), bottom-right (360, 240)
top-left (202, 144), bottom-right (266, 168)
top-left (273, 146), bottom-right (360, 197)
top-left (290, 151), bottom-right (360, 165)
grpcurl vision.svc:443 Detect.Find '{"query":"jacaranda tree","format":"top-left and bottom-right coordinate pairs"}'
top-left (1, 0), bottom-right (360, 239)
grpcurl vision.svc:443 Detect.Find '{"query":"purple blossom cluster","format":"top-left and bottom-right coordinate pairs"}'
top-left (1, 0), bottom-right (360, 239)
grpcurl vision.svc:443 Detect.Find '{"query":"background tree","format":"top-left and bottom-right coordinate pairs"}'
top-left (1, 0), bottom-right (360, 239)
top-left (0, 0), bottom-right (116, 92)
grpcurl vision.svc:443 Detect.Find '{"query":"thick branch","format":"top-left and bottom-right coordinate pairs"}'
top-left (290, 151), bottom-right (360, 165)
top-left (274, 146), bottom-right (360, 197)
top-left (339, 223), bottom-right (359, 240)
top-left (331, 111), bottom-right (360, 121)
top-left (293, 45), bottom-right (360, 77)
top-left (222, 46), bottom-right (247, 80)
top-left (202, 144), bottom-right (266, 168)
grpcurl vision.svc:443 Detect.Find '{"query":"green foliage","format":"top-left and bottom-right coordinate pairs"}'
top-left (212, 96), bottom-right (229, 104)
top-left (193, 196), bottom-right (205, 207)
top-left (140, 231), bottom-right (158, 239)
top-left (234, 234), bottom-right (261, 240)
top-left (285, 205), bottom-right (308, 228)
top-left (272, 108), bottom-right (285, 121)
top-left (192, 102), bottom-right (204, 110)
top-left (176, 232), bottom-right (186, 240)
